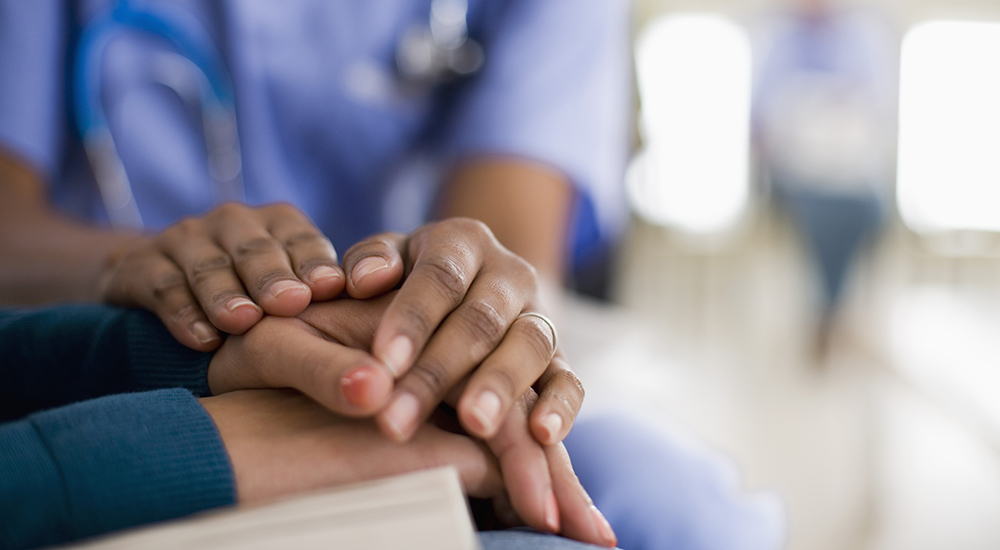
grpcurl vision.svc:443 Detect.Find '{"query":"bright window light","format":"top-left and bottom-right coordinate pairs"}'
top-left (628, 14), bottom-right (751, 234)
top-left (897, 21), bottom-right (1000, 234)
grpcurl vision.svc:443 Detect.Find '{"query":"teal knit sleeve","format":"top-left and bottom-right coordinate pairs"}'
top-left (0, 389), bottom-right (235, 549)
top-left (0, 305), bottom-right (212, 421)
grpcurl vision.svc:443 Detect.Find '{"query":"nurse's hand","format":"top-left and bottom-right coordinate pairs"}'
top-left (339, 218), bottom-right (582, 448)
top-left (100, 202), bottom-right (344, 351)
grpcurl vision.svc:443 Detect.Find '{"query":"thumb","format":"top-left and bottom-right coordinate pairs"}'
top-left (214, 317), bottom-right (396, 416)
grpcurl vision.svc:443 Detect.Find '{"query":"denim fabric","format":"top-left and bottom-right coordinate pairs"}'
top-left (480, 529), bottom-right (615, 550)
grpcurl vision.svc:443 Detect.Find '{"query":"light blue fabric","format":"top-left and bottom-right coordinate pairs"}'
top-left (565, 415), bottom-right (785, 550)
top-left (0, 0), bottom-right (630, 260)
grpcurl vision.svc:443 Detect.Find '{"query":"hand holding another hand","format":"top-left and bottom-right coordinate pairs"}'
top-left (100, 203), bottom-right (343, 351)
top-left (206, 292), bottom-right (616, 547)
top-left (339, 218), bottom-right (583, 448)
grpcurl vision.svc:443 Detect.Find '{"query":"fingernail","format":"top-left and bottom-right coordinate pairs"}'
top-left (192, 321), bottom-right (220, 345)
top-left (340, 366), bottom-right (375, 407)
top-left (544, 490), bottom-right (560, 532)
top-left (381, 335), bottom-right (413, 376)
top-left (539, 413), bottom-right (563, 444)
top-left (308, 265), bottom-right (341, 283)
top-left (225, 297), bottom-right (259, 313)
top-left (352, 256), bottom-right (389, 284)
top-left (591, 506), bottom-right (617, 547)
top-left (382, 392), bottom-right (420, 441)
top-left (269, 279), bottom-right (309, 299)
top-left (469, 390), bottom-right (502, 436)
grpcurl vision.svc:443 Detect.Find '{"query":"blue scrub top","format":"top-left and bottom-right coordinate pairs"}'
top-left (0, 0), bottom-right (630, 261)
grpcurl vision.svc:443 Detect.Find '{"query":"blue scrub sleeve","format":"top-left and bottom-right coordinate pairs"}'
top-left (0, 0), bottom-right (66, 177)
top-left (0, 305), bottom-right (212, 422)
top-left (0, 389), bottom-right (235, 550)
top-left (440, 0), bottom-right (632, 241)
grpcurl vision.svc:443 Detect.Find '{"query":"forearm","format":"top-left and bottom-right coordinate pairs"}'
top-left (438, 157), bottom-right (574, 283)
top-left (0, 389), bottom-right (234, 549)
top-left (0, 151), bottom-right (145, 304)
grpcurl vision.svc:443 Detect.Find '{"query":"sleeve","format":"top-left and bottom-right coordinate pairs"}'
top-left (0, 305), bottom-right (212, 422)
top-left (438, 0), bottom-right (633, 240)
top-left (0, 0), bottom-right (68, 178)
top-left (0, 389), bottom-right (235, 549)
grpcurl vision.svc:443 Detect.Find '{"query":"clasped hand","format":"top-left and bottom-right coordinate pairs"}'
top-left (100, 205), bottom-right (613, 546)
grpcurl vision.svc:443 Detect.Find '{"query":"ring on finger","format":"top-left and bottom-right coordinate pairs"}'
top-left (516, 312), bottom-right (558, 357)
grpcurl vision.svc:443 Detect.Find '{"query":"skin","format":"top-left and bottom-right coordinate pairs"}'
top-left (438, 157), bottom-right (575, 282)
top-left (199, 389), bottom-right (505, 505)
top-left (207, 300), bottom-right (615, 546)
top-left (0, 151), bottom-right (580, 447)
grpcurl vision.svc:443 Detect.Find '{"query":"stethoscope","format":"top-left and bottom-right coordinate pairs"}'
top-left (75, 0), bottom-right (483, 229)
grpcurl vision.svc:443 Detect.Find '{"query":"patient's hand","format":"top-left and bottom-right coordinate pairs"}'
top-left (198, 389), bottom-right (502, 505)
top-left (207, 294), bottom-right (616, 547)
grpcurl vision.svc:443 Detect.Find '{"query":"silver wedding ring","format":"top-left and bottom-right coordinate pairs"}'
top-left (516, 311), bottom-right (558, 357)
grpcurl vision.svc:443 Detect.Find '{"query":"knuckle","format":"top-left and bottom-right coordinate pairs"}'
top-left (519, 317), bottom-right (556, 359)
top-left (188, 253), bottom-right (234, 284)
top-left (447, 217), bottom-right (493, 239)
top-left (422, 257), bottom-right (468, 304)
top-left (165, 302), bottom-right (201, 328)
top-left (407, 360), bottom-right (452, 400)
top-left (151, 270), bottom-right (187, 302)
top-left (233, 236), bottom-right (283, 260)
top-left (397, 303), bottom-right (435, 339)
top-left (547, 368), bottom-right (585, 405)
top-left (283, 230), bottom-right (328, 249)
top-left (459, 300), bottom-right (508, 345)
top-left (213, 202), bottom-right (243, 217)
top-left (266, 202), bottom-right (300, 218)
top-left (169, 217), bottom-right (201, 239)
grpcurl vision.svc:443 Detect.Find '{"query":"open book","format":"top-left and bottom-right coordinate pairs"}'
top-left (66, 467), bottom-right (481, 550)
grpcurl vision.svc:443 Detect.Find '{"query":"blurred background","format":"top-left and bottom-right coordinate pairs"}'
top-left (569, 0), bottom-right (1000, 549)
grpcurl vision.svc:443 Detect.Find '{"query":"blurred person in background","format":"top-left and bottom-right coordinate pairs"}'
top-left (0, 1), bottom-right (783, 548)
top-left (753, 0), bottom-right (897, 357)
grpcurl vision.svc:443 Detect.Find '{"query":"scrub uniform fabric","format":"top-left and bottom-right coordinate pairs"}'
top-left (0, 3), bottom-right (783, 548)
top-left (0, 0), bottom-right (631, 263)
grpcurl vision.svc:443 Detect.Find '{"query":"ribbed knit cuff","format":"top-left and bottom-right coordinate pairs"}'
top-left (0, 420), bottom-right (72, 549)
top-left (125, 310), bottom-right (213, 397)
top-left (27, 389), bottom-right (235, 543)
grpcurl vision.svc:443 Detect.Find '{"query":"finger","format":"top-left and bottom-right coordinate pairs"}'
top-left (457, 309), bottom-right (557, 439)
top-left (409, 424), bottom-right (504, 499)
top-left (376, 278), bottom-right (523, 441)
top-left (546, 442), bottom-right (618, 547)
top-left (212, 204), bottom-right (311, 316)
top-left (105, 250), bottom-right (221, 351)
top-left (265, 204), bottom-right (344, 301)
top-left (370, 226), bottom-right (486, 376)
top-left (341, 233), bottom-right (407, 299)
top-left (530, 353), bottom-right (584, 445)
top-left (217, 317), bottom-right (395, 415)
top-left (296, 293), bottom-right (395, 351)
top-left (159, 229), bottom-right (262, 335)
top-left (484, 392), bottom-right (559, 534)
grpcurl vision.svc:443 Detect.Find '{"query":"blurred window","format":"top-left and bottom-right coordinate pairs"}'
top-left (897, 21), bottom-right (1000, 234)
top-left (628, 14), bottom-right (752, 234)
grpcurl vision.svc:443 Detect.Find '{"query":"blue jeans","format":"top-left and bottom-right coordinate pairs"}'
top-left (480, 529), bottom-right (613, 549)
